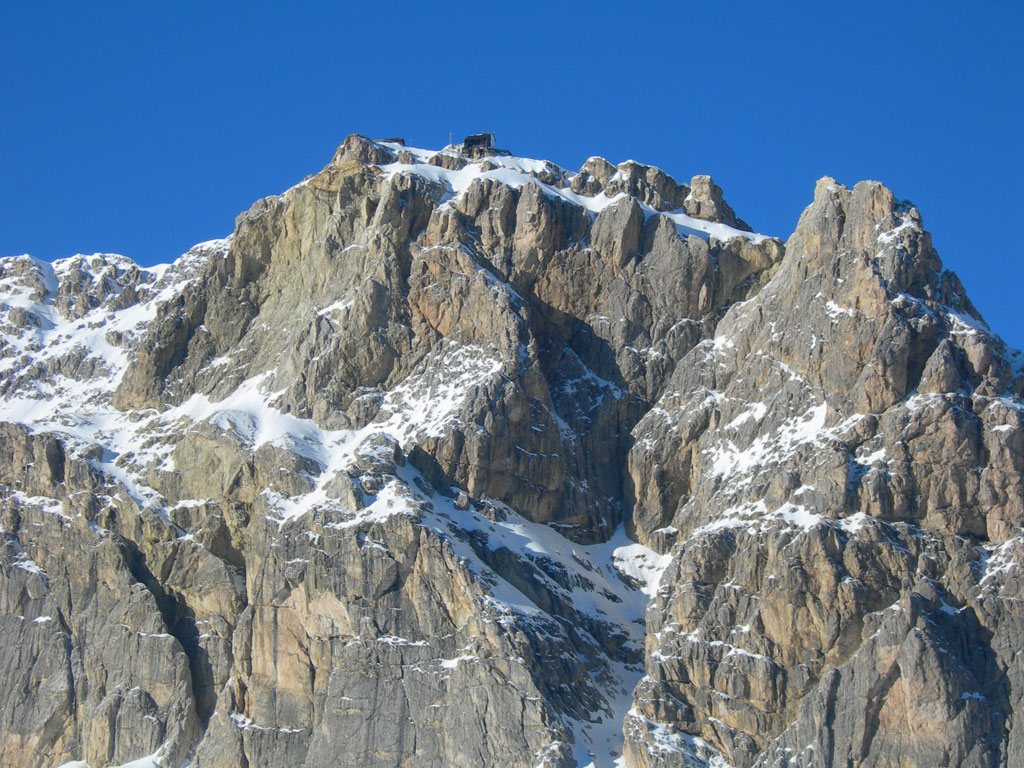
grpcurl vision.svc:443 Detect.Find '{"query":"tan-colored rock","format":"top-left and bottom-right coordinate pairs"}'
top-left (2, 136), bottom-right (1022, 768)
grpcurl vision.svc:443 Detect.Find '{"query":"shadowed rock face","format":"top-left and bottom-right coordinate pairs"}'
top-left (0, 135), bottom-right (1022, 768)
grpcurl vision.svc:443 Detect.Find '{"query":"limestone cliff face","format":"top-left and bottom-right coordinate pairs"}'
top-left (0, 135), bottom-right (1021, 768)
top-left (625, 177), bottom-right (1024, 768)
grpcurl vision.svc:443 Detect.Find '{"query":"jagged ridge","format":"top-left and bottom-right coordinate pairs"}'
top-left (0, 134), bottom-right (1021, 768)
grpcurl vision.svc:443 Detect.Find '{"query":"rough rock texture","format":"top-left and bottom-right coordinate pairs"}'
top-left (0, 135), bottom-right (1022, 768)
top-left (625, 177), bottom-right (1024, 768)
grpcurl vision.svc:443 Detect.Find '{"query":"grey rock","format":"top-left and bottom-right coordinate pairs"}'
top-left (1, 135), bottom-right (1021, 768)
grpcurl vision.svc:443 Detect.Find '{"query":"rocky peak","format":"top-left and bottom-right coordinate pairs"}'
top-left (330, 132), bottom-right (396, 168)
top-left (601, 160), bottom-right (689, 213)
top-left (570, 156), bottom-right (618, 196)
top-left (684, 173), bottom-right (751, 231)
top-left (625, 172), bottom-right (1024, 767)
top-left (1, 133), bottom-right (1023, 768)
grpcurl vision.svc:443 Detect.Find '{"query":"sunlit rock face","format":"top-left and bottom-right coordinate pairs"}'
top-left (0, 134), bottom-right (1021, 768)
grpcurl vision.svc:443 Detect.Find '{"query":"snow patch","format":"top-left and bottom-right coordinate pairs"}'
top-left (706, 403), bottom-right (827, 481)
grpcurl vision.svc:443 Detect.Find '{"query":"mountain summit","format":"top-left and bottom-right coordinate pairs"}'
top-left (1, 134), bottom-right (1022, 768)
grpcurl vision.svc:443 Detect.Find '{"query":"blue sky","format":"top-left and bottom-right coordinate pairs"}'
top-left (2, 2), bottom-right (1022, 346)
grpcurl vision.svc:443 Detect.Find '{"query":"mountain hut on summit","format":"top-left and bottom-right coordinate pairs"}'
top-left (461, 132), bottom-right (495, 159)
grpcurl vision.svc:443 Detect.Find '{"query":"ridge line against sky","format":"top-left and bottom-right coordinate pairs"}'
top-left (2, 1), bottom-right (1022, 346)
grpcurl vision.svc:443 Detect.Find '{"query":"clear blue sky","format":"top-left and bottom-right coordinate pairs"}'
top-left (2, 2), bottom-right (1022, 347)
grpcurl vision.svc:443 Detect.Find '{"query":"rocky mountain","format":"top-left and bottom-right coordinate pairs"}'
top-left (0, 133), bottom-right (1022, 768)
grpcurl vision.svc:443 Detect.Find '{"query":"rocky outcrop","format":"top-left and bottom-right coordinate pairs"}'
top-left (683, 174), bottom-right (750, 231)
top-left (0, 135), bottom-right (1022, 768)
top-left (625, 177), bottom-right (1024, 767)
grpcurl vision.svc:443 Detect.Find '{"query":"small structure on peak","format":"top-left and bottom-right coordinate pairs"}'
top-left (459, 132), bottom-right (510, 159)
top-left (462, 132), bottom-right (494, 154)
